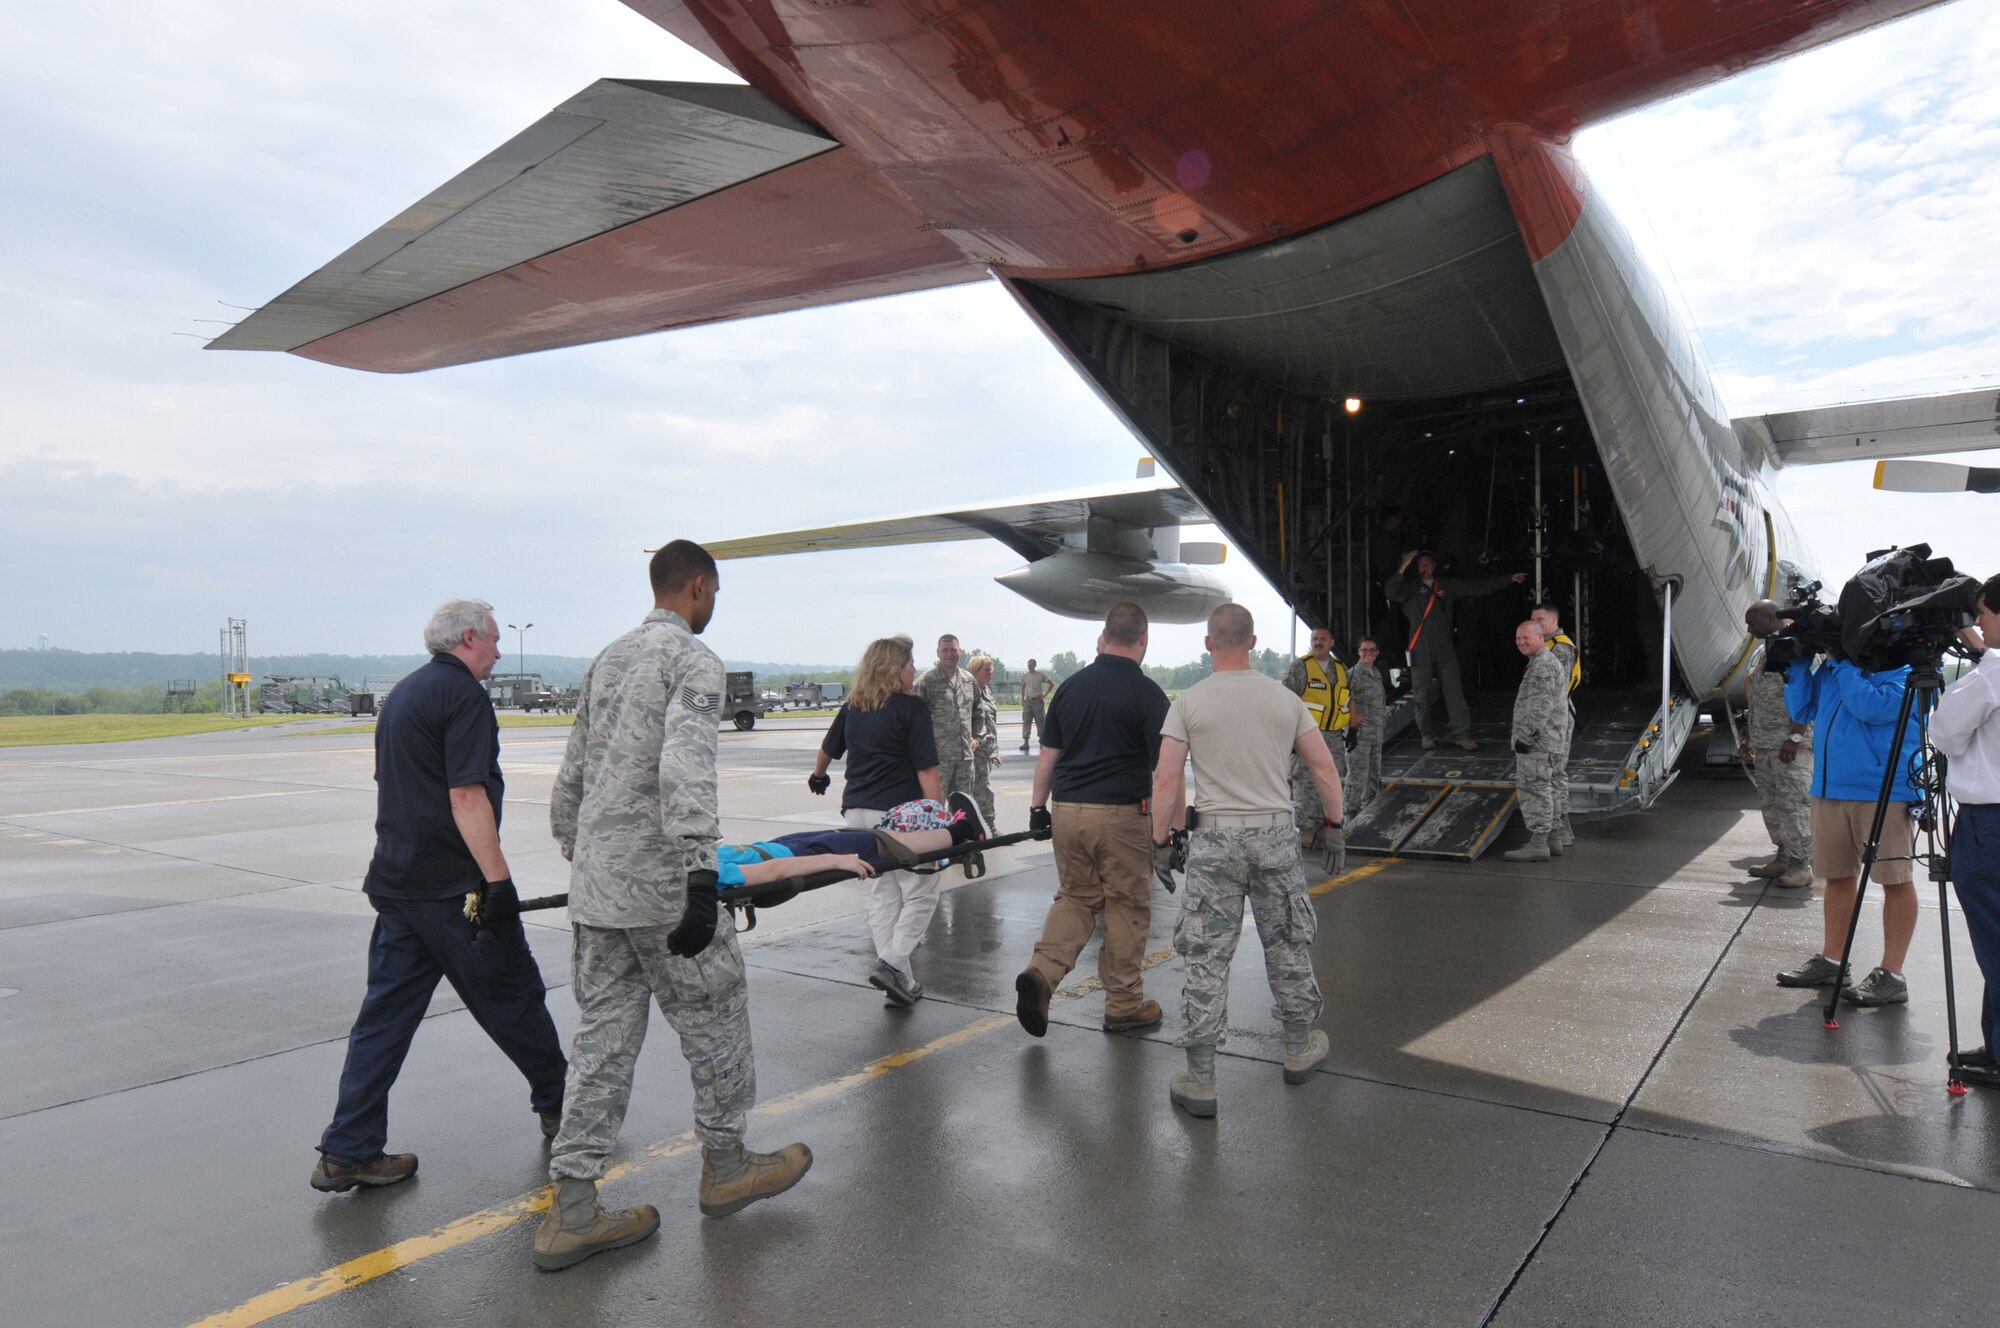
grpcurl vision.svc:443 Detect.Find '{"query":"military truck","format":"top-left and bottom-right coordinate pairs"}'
top-left (725, 671), bottom-right (765, 730)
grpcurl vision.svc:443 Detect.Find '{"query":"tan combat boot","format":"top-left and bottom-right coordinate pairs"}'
top-left (1170, 1044), bottom-right (1218, 1118)
top-left (1282, 1024), bottom-right (1330, 1084)
top-left (1502, 833), bottom-right (1551, 863)
top-left (531, 1177), bottom-right (660, 1272)
top-left (699, 1142), bottom-right (813, 1218)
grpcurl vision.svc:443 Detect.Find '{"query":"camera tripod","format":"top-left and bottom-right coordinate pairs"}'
top-left (1819, 659), bottom-right (1971, 1093)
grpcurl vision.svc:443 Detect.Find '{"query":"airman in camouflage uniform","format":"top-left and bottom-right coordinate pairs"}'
top-left (967, 655), bottom-right (1000, 829)
top-left (1503, 621), bottom-right (1567, 863)
top-left (1531, 604), bottom-right (1581, 852)
top-left (1154, 604), bottom-right (1339, 1118)
top-left (1346, 639), bottom-right (1388, 814)
top-left (917, 634), bottom-right (977, 803)
top-left (1019, 658), bottom-right (1052, 751)
top-left (1741, 600), bottom-right (1814, 887)
top-left (1282, 628), bottom-right (1350, 848)
top-left (535, 542), bottom-right (808, 1273)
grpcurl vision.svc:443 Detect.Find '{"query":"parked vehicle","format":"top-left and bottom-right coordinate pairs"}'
top-left (726, 671), bottom-right (765, 730)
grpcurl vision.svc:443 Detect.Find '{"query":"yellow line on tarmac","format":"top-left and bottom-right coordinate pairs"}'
top-left (188, 854), bottom-right (1399, 1328)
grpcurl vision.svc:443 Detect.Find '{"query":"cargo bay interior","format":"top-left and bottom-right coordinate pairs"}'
top-left (1009, 156), bottom-right (1676, 850)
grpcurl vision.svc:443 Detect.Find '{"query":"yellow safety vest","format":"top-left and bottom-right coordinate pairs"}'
top-left (1551, 632), bottom-right (1582, 694)
top-left (1300, 655), bottom-right (1351, 732)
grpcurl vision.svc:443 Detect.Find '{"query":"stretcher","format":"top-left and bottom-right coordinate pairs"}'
top-left (517, 826), bottom-right (1053, 932)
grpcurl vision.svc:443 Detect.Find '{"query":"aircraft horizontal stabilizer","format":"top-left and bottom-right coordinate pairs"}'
top-left (1873, 458), bottom-right (2000, 494)
top-left (1735, 389), bottom-right (2000, 467)
top-left (704, 477), bottom-right (1213, 564)
top-left (209, 81), bottom-right (979, 372)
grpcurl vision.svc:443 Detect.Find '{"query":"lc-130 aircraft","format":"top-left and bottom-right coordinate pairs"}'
top-left (213, 1), bottom-right (1999, 827)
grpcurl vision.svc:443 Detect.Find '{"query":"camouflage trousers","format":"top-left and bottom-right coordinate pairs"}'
top-left (1515, 751), bottom-right (1559, 834)
top-left (1546, 712), bottom-right (1573, 830)
top-left (937, 752), bottom-right (976, 805)
top-left (1750, 743), bottom-right (1814, 863)
top-left (1347, 733), bottom-right (1383, 816)
top-left (549, 922), bottom-right (755, 1180)
top-left (1289, 729), bottom-right (1348, 839)
top-left (969, 746), bottom-right (997, 827)
top-left (1021, 699), bottom-right (1046, 748)
top-left (1174, 825), bottom-right (1324, 1047)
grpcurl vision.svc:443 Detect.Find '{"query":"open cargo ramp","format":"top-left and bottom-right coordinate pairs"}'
top-left (1346, 689), bottom-right (1697, 861)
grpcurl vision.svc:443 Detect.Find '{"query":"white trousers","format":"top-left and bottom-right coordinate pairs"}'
top-left (846, 806), bottom-right (941, 979)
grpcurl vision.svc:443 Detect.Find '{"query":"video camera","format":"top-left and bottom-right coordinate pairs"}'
top-left (1777, 544), bottom-right (1981, 670)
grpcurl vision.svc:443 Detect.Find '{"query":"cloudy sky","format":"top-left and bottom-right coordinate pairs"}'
top-left (3, 1), bottom-right (1996, 670)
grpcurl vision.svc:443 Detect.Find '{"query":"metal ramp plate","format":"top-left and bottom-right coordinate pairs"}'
top-left (1346, 782), bottom-right (1450, 854)
top-left (1395, 784), bottom-right (1519, 860)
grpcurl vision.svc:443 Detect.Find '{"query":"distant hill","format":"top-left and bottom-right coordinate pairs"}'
top-left (0, 649), bottom-right (847, 692)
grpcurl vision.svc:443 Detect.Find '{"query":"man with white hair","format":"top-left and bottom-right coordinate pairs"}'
top-left (312, 598), bottom-right (566, 1194)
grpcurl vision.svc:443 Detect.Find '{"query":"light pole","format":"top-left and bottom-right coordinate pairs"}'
top-left (507, 622), bottom-right (533, 684)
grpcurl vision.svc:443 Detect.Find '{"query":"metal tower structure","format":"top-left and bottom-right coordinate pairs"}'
top-left (219, 619), bottom-right (250, 717)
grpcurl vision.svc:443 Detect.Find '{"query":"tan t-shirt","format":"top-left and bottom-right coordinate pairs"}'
top-left (1162, 669), bottom-right (1316, 816)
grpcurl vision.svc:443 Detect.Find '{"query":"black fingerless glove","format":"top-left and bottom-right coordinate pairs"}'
top-left (666, 868), bottom-right (721, 957)
top-left (807, 773), bottom-right (831, 795)
top-left (1028, 806), bottom-right (1052, 834)
top-left (473, 877), bottom-right (519, 941)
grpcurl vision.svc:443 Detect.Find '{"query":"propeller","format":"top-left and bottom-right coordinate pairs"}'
top-left (1872, 459), bottom-right (2000, 494)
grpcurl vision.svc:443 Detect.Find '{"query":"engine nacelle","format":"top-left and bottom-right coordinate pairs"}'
top-left (993, 551), bottom-right (1230, 623)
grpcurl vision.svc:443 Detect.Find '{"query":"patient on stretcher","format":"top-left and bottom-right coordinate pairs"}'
top-left (714, 793), bottom-right (990, 888)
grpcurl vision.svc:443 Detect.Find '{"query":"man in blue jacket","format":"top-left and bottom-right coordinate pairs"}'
top-left (1774, 656), bottom-right (1923, 1005)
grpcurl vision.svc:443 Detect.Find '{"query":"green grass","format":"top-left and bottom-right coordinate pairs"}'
top-left (0, 714), bottom-right (317, 748)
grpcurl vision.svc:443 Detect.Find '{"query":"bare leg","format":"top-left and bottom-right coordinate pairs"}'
top-left (1880, 880), bottom-right (1919, 973)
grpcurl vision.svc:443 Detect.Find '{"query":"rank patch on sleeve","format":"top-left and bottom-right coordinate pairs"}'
top-left (678, 686), bottom-right (720, 713)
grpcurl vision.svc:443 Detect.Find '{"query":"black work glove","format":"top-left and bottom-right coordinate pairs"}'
top-left (666, 868), bottom-right (721, 957)
top-left (1151, 840), bottom-right (1180, 894)
top-left (1028, 805), bottom-right (1052, 834)
top-left (807, 772), bottom-right (831, 795)
top-left (1513, 738), bottom-right (1533, 755)
top-left (1342, 728), bottom-right (1358, 752)
top-left (471, 877), bottom-right (520, 941)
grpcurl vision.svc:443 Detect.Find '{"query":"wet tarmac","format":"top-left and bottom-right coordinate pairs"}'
top-left (4, 716), bottom-right (1999, 1326)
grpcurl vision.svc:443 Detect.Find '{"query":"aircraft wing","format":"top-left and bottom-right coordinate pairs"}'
top-left (208, 80), bottom-right (980, 373)
top-left (704, 478), bottom-right (1213, 564)
top-left (1734, 389), bottom-right (2000, 467)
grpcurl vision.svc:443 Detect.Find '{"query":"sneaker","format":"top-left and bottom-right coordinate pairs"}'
top-left (1775, 954), bottom-right (1843, 988)
top-left (1775, 863), bottom-right (1813, 888)
top-left (1950, 1046), bottom-right (1998, 1070)
top-left (699, 1143), bottom-right (812, 1218)
top-left (945, 791), bottom-right (991, 846)
top-left (869, 961), bottom-right (919, 1007)
top-left (1015, 970), bottom-right (1051, 1037)
top-left (1454, 737), bottom-right (1480, 751)
top-left (1103, 999), bottom-right (1163, 1033)
top-left (310, 1150), bottom-right (417, 1192)
top-left (1843, 967), bottom-right (1909, 1007)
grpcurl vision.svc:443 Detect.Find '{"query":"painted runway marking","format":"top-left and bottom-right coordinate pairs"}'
top-left (5, 788), bottom-right (333, 818)
top-left (186, 855), bottom-right (1399, 1327)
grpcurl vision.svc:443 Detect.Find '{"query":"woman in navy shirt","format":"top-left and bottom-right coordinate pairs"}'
top-left (810, 637), bottom-right (941, 1006)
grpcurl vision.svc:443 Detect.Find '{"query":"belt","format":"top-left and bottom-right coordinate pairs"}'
top-left (1053, 798), bottom-right (1147, 811)
top-left (1196, 811), bottom-right (1291, 829)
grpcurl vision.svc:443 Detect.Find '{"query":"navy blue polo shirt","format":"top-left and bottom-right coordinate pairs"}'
top-left (363, 653), bottom-right (503, 898)
top-left (822, 693), bottom-right (938, 812)
top-left (1043, 654), bottom-right (1171, 804)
